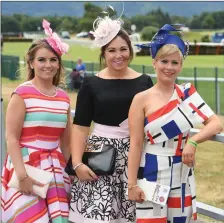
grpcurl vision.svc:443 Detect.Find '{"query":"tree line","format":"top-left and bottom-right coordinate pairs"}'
top-left (2, 3), bottom-right (224, 34)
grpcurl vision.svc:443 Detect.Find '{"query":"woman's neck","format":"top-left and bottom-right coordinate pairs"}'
top-left (104, 67), bottom-right (130, 79)
top-left (155, 81), bottom-right (175, 94)
top-left (31, 78), bottom-right (54, 90)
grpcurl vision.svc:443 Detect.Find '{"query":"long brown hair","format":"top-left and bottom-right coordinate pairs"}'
top-left (99, 29), bottom-right (134, 67)
top-left (25, 39), bottom-right (64, 86)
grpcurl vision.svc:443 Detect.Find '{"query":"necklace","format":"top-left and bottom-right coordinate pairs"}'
top-left (30, 81), bottom-right (57, 97)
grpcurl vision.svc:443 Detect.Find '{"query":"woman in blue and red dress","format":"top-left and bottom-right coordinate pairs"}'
top-left (127, 24), bottom-right (223, 223)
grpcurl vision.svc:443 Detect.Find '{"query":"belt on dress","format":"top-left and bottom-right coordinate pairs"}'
top-left (92, 120), bottom-right (129, 139)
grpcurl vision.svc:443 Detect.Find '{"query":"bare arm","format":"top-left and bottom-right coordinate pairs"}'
top-left (71, 124), bottom-right (90, 166)
top-left (128, 94), bottom-right (145, 186)
top-left (60, 106), bottom-right (72, 162)
top-left (70, 124), bottom-right (98, 181)
top-left (6, 94), bottom-right (27, 179)
top-left (191, 114), bottom-right (223, 143)
top-left (182, 114), bottom-right (223, 166)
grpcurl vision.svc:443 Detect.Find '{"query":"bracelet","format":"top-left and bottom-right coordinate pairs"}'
top-left (73, 162), bottom-right (83, 171)
top-left (128, 184), bottom-right (139, 190)
top-left (17, 173), bottom-right (28, 181)
top-left (187, 139), bottom-right (198, 148)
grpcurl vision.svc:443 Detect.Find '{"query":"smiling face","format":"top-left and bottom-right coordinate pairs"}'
top-left (30, 47), bottom-right (60, 83)
top-left (153, 51), bottom-right (183, 84)
top-left (104, 36), bottom-right (130, 71)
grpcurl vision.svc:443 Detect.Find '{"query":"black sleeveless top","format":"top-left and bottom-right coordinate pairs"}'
top-left (73, 74), bottom-right (153, 127)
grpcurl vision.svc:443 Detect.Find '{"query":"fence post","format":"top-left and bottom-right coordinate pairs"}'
top-left (142, 65), bottom-right (145, 74)
top-left (91, 63), bottom-right (94, 76)
top-left (1, 98), bottom-right (6, 182)
top-left (194, 67), bottom-right (198, 89)
top-left (215, 67), bottom-right (220, 114)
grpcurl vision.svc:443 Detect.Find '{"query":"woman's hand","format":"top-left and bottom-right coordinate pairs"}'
top-left (128, 186), bottom-right (145, 203)
top-left (182, 143), bottom-right (196, 167)
top-left (75, 164), bottom-right (98, 181)
top-left (19, 176), bottom-right (44, 196)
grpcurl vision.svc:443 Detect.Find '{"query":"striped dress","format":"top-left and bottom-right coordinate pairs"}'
top-left (1, 81), bottom-right (71, 223)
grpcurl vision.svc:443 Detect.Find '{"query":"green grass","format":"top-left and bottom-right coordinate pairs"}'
top-left (2, 42), bottom-right (224, 69)
top-left (182, 29), bottom-right (224, 42)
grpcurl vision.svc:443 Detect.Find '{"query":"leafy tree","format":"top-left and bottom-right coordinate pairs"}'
top-left (130, 15), bottom-right (154, 32)
top-left (170, 15), bottom-right (190, 27)
top-left (141, 26), bottom-right (158, 41)
top-left (84, 3), bottom-right (103, 19)
top-left (201, 35), bottom-right (210, 42)
top-left (77, 17), bottom-right (93, 32)
top-left (189, 15), bottom-right (201, 29)
top-left (58, 17), bottom-right (79, 32)
top-left (1, 15), bottom-right (21, 32)
top-left (202, 15), bottom-right (215, 29)
top-left (122, 18), bottom-right (132, 34)
top-left (212, 11), bottom-right (224, 29)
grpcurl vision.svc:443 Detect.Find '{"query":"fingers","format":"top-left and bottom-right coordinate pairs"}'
top-left (20, 189), bottom-right (34, 196)
top-left (182, 153), bottom-right (194, 164)
top-left (128, 188), bottom-right (145, 203)
top-left (31, 178), bottom-right (45, 187)
top-left (182, 154), bottom-right (195, 167)
top-left (136, 191), bottom-right (145, 203)
top-left (88, 170), bottom-right (98, 181)
top-left (76, 164), bottom-right (98, 181)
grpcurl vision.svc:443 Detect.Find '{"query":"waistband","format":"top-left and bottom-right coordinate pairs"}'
top-left (20, 144), bottom-right (58, 152)
top-left (92, 121), bottom-right (129, 139)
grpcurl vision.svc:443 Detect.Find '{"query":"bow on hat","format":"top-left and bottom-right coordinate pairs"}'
top-left (136, 24), bottom-right (188, 59)
top-left (42, 19), bottom-right (69, 56)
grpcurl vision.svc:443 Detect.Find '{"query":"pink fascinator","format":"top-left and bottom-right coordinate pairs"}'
top-left (42, 19), bottom-right (69, 56)
top-left (89, 3), bottom-right (124, 48)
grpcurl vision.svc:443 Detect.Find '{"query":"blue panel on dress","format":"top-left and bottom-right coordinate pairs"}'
top-left (183, 88), bottom-right (191, 100)
top-left (143, 154), bottom-right (158, 182)
top-left (162, 120), bottom-right (182, 139)
top-left (173, 156), bottom-right (182, 164)
top-left (173, 216), bottom-right (187, 223)
top-left (181, 183), bottom-right (186, 213)
top-left (144, 117), bottom-right (148, 126)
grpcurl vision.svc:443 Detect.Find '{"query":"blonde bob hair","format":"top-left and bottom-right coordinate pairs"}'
top-left (154, 44), bottom-right (183, 62)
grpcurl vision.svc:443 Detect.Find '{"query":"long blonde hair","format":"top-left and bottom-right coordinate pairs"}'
top-left (25, 39), bottom-right (64, 86)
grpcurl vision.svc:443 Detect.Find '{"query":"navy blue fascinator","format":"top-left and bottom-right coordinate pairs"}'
top-left (136, 24), bottom-right (189, 59)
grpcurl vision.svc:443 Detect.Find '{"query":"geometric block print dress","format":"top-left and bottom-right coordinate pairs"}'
top-left (1, 81), bottom-right (71, 223)
top-left (136, 83), bottom-right (214, 223)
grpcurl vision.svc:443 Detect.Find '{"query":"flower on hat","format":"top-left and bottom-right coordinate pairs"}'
top-left (42, 19), bottom-right (69, 56)
top-left (90, 16), bottom-right (123, 48)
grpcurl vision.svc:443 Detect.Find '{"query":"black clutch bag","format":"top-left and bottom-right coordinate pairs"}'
top-left (65, 144), bottom-right (117, 176)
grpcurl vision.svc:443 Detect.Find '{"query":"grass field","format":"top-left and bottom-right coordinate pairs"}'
top-left (2, 42), bottom-right (224, 69)
top-left (1, 42), bottom-right (224, 214)
top-left (182, 29), bottom-right (224, 43)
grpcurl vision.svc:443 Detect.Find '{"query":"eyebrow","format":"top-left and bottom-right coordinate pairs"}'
top-left (37, 56), bottom-right (58, 59)
top-left (107, 46), bottom-right (128, 50)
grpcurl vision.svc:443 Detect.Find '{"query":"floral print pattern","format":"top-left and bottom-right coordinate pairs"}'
top-left (70, 134), bottom-right (135, 222)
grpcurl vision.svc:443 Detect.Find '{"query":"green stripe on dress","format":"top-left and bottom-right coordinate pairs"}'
top-left (25, 112), bottom-right (67, 123)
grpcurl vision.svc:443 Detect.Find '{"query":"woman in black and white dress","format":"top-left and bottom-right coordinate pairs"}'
top-left (69, 15), bottom-right (153, 223)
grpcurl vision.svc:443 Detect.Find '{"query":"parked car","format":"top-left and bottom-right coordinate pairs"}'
top-left (76, 32), bottom-right (89, 38)
top-left (61, 31), bottom-right (70, 39)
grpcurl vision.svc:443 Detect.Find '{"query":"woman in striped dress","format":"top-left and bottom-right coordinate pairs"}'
top-left (1, 19), bottom-right (72, 223)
